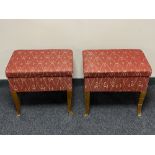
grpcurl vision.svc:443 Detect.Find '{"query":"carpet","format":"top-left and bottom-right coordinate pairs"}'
top-left (0, 80), bottom-right (155, 135)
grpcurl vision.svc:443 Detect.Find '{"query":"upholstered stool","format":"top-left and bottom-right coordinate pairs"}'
top-left (83, 49), bottom-right (152, 116)
top-left (6, 49), bottom-right (73, 116)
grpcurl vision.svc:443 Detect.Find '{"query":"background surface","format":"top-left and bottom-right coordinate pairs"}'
top-left (0, 19), bottom-right (155, 79)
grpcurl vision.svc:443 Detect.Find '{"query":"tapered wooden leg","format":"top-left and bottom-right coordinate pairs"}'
top-left (137, 91), bottom-right (147, 117)
top-left (11, 91), bottom-right (21, 116)
top-left (84, 91), bottom-right (90, 117)
top-left (67, 90), bottom-right (73, 115)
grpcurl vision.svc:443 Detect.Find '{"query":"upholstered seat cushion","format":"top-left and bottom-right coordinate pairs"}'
top-left (83, 49), bottom-right (152, 77)
top-left (6, 49), bottom-right (73, 78)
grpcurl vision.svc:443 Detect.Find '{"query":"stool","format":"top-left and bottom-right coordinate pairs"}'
top-left (6, 49), bottom-right (73, 116)
top-left (83, 49), bottom-right (152, 116)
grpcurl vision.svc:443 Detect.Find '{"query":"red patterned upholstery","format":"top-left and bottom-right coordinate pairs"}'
top-left (6, 49), bottom-right (73, 92)
top-left (83, 49), bottom-right (152, 92)
top-left (6, 49), bottom-right (73, 78)
top-left (85, 77), bottom-right (149, 92)
top-left (83, 49), bottom-right (152, 77)
top-left (8, 77), bottom-right (72, 92)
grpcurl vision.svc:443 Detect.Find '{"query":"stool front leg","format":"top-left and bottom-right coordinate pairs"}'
top-left (84, 91), bottom-right (90, 117)
top-left (137, 91), bottom-right (147, 117)
top-left (67, 90), bottom-right (73, 115)
top-left (11, 91), bottom-right (21, 116)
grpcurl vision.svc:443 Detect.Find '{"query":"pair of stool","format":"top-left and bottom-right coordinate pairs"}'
top-left (6, 49), bottom-right (152, 117)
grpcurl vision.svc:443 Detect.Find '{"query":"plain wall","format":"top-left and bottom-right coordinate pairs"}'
top-left (0, 19), bottom-right (155, 79)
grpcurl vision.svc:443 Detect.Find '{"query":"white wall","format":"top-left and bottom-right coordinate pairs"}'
top-left (0, 19), bottom-right (155, 79)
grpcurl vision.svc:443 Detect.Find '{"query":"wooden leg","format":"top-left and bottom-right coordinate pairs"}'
top-left (67, 90), bottom-right (73, 115)
top-left (84, 91), bottom-right (90, 117)
top-left (11, 91), bottom-right (21, 116)
top-left (137, 91), bottom-right (147, 117)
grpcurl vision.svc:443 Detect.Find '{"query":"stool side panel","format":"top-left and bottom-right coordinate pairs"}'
top-left (8, 77), bottom-right (72, 92)
top-left (84, 77), bottom-right (150, 92)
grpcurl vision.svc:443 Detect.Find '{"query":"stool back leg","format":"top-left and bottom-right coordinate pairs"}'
top-left (137, 91), bottom-right (147, 117)
top-left (11, 91), bottom-right (21, 116)
top-left (84, 91), bottom-right (90, 117)
top-left (67, 90), bottom-right (73, 115)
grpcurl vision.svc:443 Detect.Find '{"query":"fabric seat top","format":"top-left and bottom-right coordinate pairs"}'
top-left (6, 49), bottom-right (73, 78)
top-left (83, 49), bottom-right (152, 77)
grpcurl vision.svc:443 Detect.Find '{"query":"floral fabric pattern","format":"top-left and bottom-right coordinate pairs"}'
top-left (83, 49), bottom-right (152, 92)
top-left (8, 77), bottom-right (72, 92)
top-left (85, 77), bottom-right (149, 92)
top-left (83, 49), bottom-right (152, 77)
top-left (6, 49), bottom-right (73, 78)
top-left (6, 49), bottom-right (73, 92)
